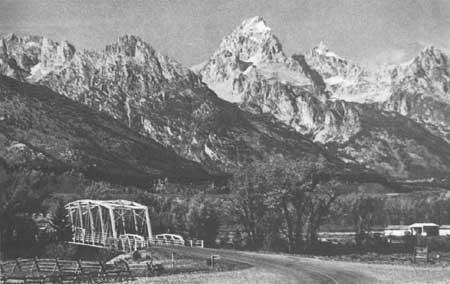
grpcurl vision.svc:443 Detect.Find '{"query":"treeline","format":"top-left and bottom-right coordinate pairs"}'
top-left (0, 170), bottom-right (224, 259)
top-left (79, 156), bottom-right (352, 254)
top-left (335, 191), bottom-right (450, 238)
top-left (4, 157), bottom-right (450, 259)
top-left (0, 157), bottom-right (381, 257)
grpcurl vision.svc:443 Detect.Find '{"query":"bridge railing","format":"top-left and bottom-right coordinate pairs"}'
top-left (188, 240), bottom-right (204, 248)
top-left (72, 227), bottom-right (110, 245)
top-left (147, 238), bottom-right (204, 248)
top-left (69, 229), bottom-right (205, 251)
top-left (148, 238), bottom-right (185, 247)
top-left (118, 234), bottom-right (147, 252)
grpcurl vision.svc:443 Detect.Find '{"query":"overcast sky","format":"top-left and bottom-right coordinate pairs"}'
top-left (1, 0), bottom-right (449, 68)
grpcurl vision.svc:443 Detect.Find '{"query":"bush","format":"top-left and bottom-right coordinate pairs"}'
top-left (419, 236), bottom-right (450, 251)
top-left (42, 243), bottom-right (78, 259)
top-left (132, 250), bottom-right (141, 261)
top-left (73, 246), bottom-right (120, 261)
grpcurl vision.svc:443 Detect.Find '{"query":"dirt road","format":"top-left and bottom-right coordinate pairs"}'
top-left (167, 246), bottom-right (379, 284)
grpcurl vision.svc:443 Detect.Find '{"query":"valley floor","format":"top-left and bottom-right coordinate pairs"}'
top-left (128, 249), bottom-right (450, 284)
top-left (362, 263), bottom-right (450, 284)
top-left (132, 268), bottom-right (295, 284)
top-left (130, 262), bottom-right (450, 284)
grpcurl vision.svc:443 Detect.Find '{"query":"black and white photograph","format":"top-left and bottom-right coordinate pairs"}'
top-left (1, 0), bottom-right (450, 283)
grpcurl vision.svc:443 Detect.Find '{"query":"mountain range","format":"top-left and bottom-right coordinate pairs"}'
top-left (1, 16), bottom-right (450, 191)
top-left (196, 16), bottom-right (450, 180)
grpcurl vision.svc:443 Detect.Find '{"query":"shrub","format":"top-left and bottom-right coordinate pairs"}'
top-left (132, 250), bottom-right (141, 261)
top-left (42, 243), bottom-right (77, 259)
top-left (419, 236), bottom-right (450, 252)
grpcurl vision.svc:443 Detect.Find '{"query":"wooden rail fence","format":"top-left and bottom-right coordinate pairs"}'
top-left (0, 258), bottom-right (162, 284)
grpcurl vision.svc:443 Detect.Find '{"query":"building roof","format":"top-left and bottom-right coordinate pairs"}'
top-left (385, 225), bottom-right (409, 230)
top-left (409, 223), bottom-right (439, 228)
top-left (65, 199), bottom-right (148, 210)
top-left (439, 225), bottom-right (450, 229)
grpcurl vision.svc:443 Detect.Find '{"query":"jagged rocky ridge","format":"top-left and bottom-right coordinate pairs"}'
top-left (305, 40), bottom-right (450, 145)
top-left (2, 18), bottom-right (450, 180)
top-left (196, 17), bottom-right (450, 179)
top-left (0, 33), bottom-right (336, 177)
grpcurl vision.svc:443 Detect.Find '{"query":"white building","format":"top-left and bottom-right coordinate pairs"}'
top-left (409, 223), bottom-right (439, 236)
top-left (439, 225), bottom-right (450, 236)
top-left (384, 225), bottom-right (410, 237)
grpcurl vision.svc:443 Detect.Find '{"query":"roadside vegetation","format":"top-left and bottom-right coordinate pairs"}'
top-left (3, 155), bottom-right (450, 264)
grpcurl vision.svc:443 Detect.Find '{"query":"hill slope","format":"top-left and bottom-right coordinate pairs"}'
top-left (0, 75), bottom-right (213, 186)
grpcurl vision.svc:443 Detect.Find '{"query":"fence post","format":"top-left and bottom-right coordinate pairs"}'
top-left (210, 255), bottom-right (220, 270)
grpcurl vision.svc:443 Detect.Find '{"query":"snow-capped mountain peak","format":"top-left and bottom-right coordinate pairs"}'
top-left (239, 16), bottom-right (271, 34)
top-left (216, 16), bottom-right (285, 64)
top-left (196, 17), bottom-right (290, 102)
top-left (411, 45), bottom-right (449, 75)
top-left (312, 41), bottom-right (341, 59)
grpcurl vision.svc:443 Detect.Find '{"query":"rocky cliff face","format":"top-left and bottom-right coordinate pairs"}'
top-left (195, 17), bottom-right (450, 179)
top-left (198, 16), bottom-right (290, 103)
top-left (305, 41), bottom-right (450, 145)
top-left (0, 33), bottom-right (332, 176)
top-left (305, 42), bottom-right (392, 104)
top-left (383, 46), bottom-right (450, 142)
top-left (0, 34), bottom-right (75, 82)
top-left (304, 43), bottom-right (450, 178)
top-left (0, 75), bottom-right (212, 186)
top-left (197, 17), bottom-right (358, 144)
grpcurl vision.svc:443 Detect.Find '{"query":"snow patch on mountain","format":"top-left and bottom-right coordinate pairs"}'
top-left (241, 16), bottom-right (271, 34)
top-left (306, 42), bottom-right (394, 104)
top-left (314, 42), bottom-right (343, 60)
top-left (204, 143), bottom-right (219, 160)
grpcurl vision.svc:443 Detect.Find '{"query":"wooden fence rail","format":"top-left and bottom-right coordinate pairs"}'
top-left (0, 258), bottom-right (161, 284)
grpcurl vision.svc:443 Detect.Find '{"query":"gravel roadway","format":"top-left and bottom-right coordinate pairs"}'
top-left (163, 246), bottom-right (379, 284)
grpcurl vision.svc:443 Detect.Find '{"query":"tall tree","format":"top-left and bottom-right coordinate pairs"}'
top-left (230, 156), bottom-right (345, 252)
top-left (186, 193), bottom-right (220, 247)
top-left (230, 162), bottom-right (270, 249)
top-left (49, 200), bottom-right (72, 242)
top-left (348, 194), bottom-right (384, 245)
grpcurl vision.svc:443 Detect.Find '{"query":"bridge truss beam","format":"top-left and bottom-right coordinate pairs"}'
top-left (65, 199), bottom-right (152, 251)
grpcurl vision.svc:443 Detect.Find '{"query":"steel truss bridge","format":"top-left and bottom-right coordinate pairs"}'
top-left (65, 200), bottom-right (152, 252)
